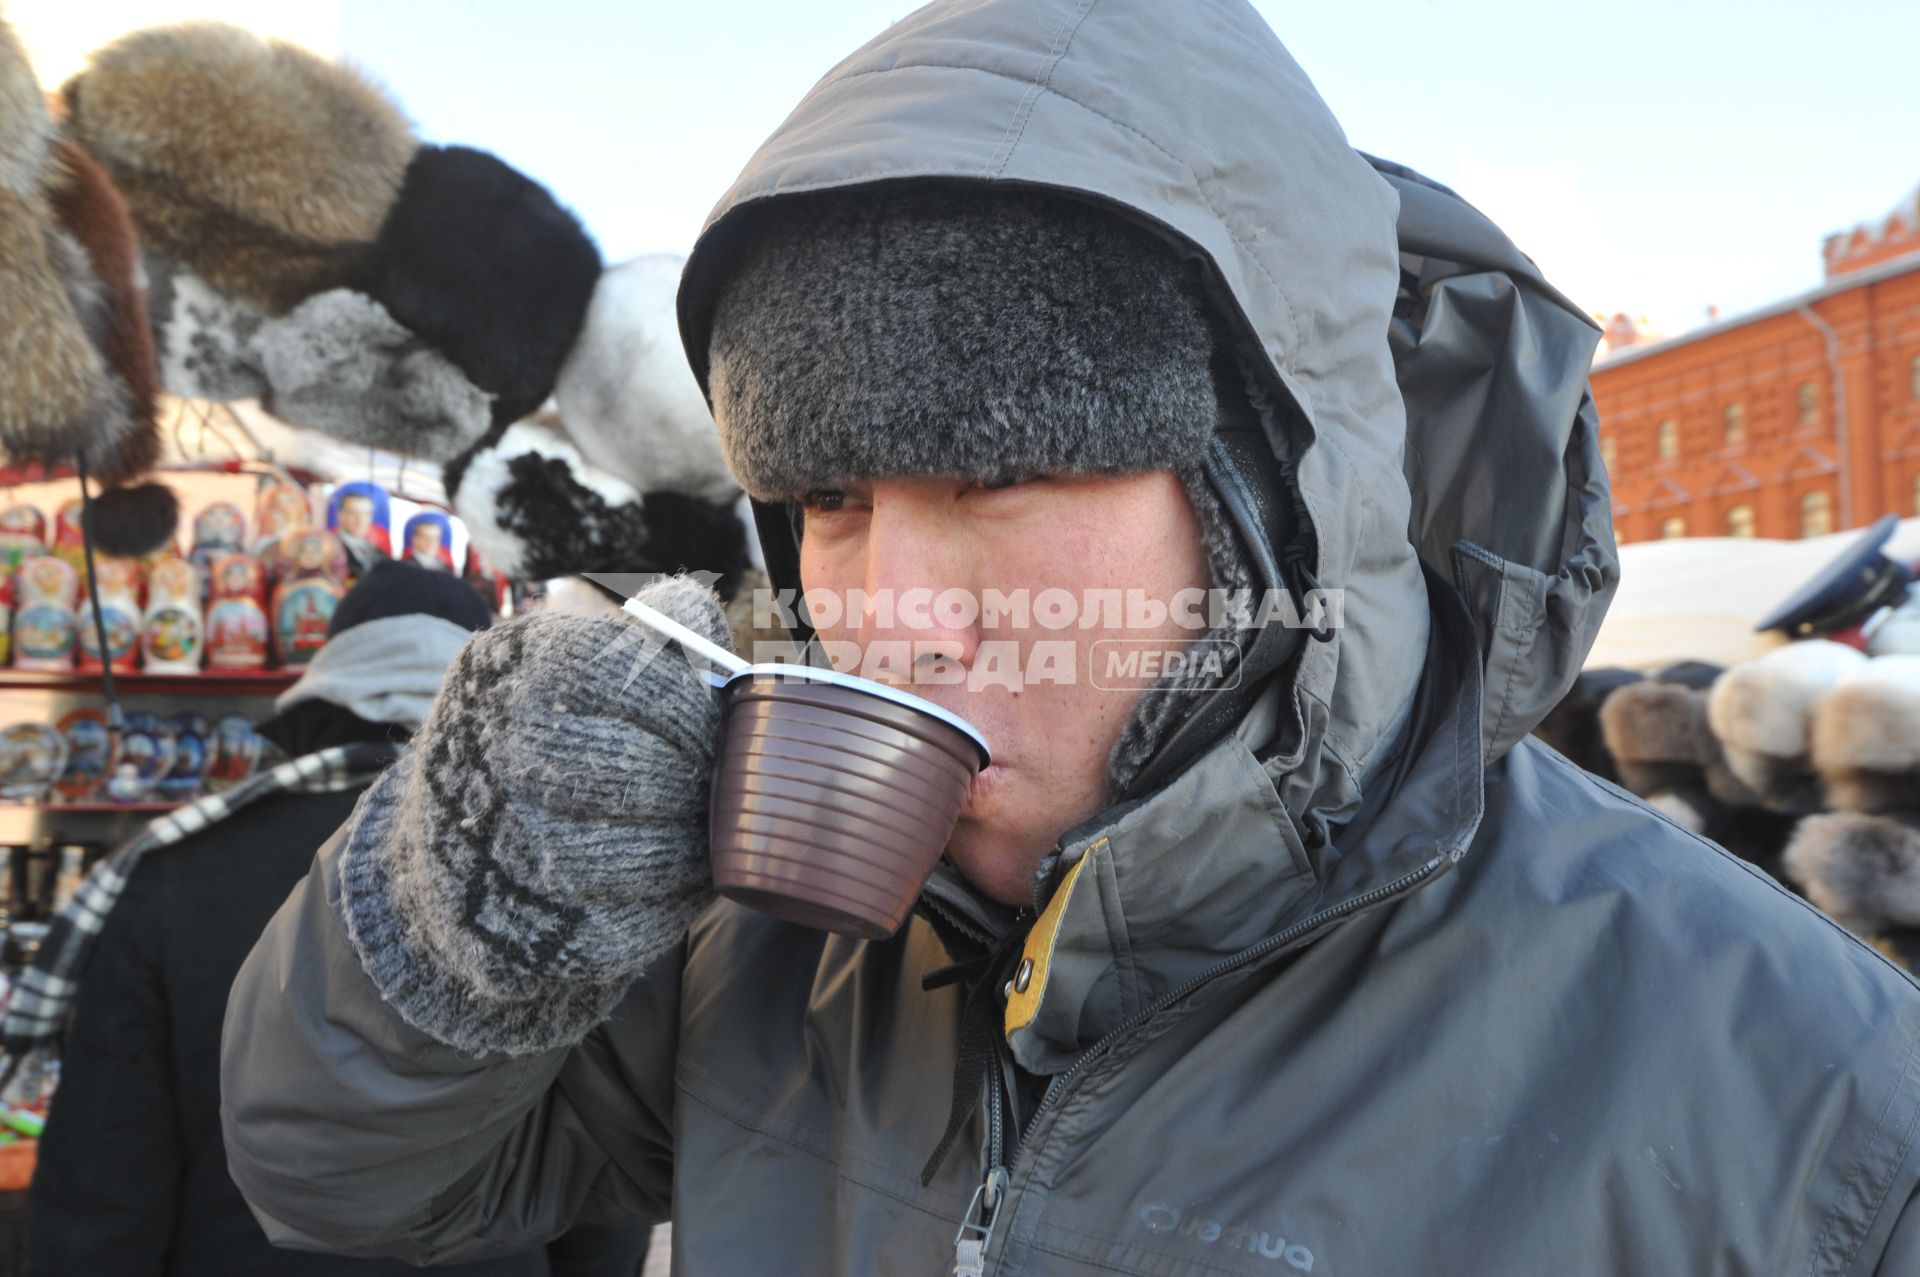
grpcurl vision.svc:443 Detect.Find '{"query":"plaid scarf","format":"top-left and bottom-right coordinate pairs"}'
top-left (0, 742), bottom-right (398, 1097)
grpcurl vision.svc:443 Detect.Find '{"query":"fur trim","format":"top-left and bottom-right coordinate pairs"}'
top-left (450, 419), bottom-right (748, 583)
top-left (1784, 811), bottom-right (1920, 934)
top-left (1811, 656), bottom-right (1920, 812)
top-left (553, 255), bottom-right (737, 503)
top-left (0, 17), bottom-right (50, 198)
top-left (63, 22), bottom-right (415, 312)
top-left (145, 256), bottom-right (268, 400)
top-left (358, 145), bottom-right (600, 428)
top-left (252, 289), bottom-right (492, 462)
top-left (85, 481), bottom-right (179, 556)
top-left (707, 184), bottom-right (1222, 501)
top-left (47, 139), bottom-right (159, 485)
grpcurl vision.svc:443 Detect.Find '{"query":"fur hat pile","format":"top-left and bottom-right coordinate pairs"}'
top-left (1783, 656), bottom-right (1920, 942)
top-left (0, 18), bottom-right (171, 552)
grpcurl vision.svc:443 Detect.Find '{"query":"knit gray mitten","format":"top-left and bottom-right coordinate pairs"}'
top-left (337, 577), bottom-right (729, 1056)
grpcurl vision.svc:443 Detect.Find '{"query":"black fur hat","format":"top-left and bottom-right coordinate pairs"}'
top-left (706, 183), bottom-right (1223, 503)
top-left (358, 145), bottom-right (601, 431)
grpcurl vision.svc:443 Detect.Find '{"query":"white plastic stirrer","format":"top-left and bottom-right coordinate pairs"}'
top-left (620, 597), bottom-right (748, 687)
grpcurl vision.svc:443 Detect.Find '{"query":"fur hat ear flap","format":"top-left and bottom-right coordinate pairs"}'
top-left (553, 255), bottom-right (738, 503)
top-left (1708, 640), bottom-right (1868, 812)
top-left (1784, 811), bottom-right (1920, 936)
top-left (1599, 680), bottom-right (1718, 798)
top-left (0, 21), bottom-right (119, 471)
top-left (1811, 656), bottom-right (1920, 813)
top-left (358, 145), bottom-right (601, 429)
top-left (63, 22), bottom-right (415, 313)
top-left (144, 255), bottom-right (268, 400)
top-left (448, 417), bottom-right (748, 584)
top-left (252, 288), bottom-right (492, 462)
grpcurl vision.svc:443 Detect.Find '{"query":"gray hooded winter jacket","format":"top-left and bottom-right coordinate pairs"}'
top-left (222, 2), bottom-right (1920, 1273)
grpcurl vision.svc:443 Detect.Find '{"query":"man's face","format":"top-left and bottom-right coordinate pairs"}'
top-left (411, 522), bottom-right (441, 555)
top-left (797, 472), bottom-right (1210, 906)
top-left (339, 496), bottom-right (371, 537)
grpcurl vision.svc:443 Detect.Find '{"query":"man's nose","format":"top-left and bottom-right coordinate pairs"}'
top-left (857, 502), bottom-right (977, 677)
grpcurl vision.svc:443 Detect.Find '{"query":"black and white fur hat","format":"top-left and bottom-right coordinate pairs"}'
top-left (449, 415), bottom-right (748, 589)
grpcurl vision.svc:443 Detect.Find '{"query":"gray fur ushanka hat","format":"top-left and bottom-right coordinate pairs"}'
top-left (708, 184), bottom-right (1225, 499)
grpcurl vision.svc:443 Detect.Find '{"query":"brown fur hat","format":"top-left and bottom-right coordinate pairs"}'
top-left (1811, 656), bottom-right (1920, 814)
top-left (1784, 811), bottom-right (1920, 936)
top-left (1599, 679), bottom-right (1718, 798)
top-left (1708, 640), bottom-right (1868, 812)
top-left (63, 22), bottom-right (415, 313)
top-left (0, 17), bottom-right (118, 472)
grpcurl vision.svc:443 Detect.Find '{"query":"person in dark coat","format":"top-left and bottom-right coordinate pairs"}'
top-left (26, 561), bottom-right (650, 1277)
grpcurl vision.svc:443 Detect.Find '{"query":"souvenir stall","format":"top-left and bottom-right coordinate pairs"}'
top-left (0, 18), bottom-right (761, 1265)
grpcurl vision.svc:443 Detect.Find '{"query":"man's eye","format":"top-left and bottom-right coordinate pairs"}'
top-left (978, 474), bottom-right (1036, 492)
top-left (799, 489), bottom-right (847, 513)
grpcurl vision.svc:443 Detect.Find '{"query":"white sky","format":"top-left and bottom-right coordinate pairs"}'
top-left (18, 2), bottom-right (1920, 338)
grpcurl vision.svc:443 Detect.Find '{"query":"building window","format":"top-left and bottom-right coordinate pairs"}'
top-left (1723, 402), bottom-right (1747, 446)
top-left (1912, 353), bottom-right (1920, 400)
top-left (1599, 435), bottom-right (1616, 470)
top-left (1796, 382), bottom-right (1818, 428)
top-left (1726, 505), bottom-right (1756, 538)
top-left (1800, 490), bottom-right (1834, 538)
top-left (1660, 516), bottom-right (1687, 540)
top-left (1657, 418), bottom-right (1679, 461)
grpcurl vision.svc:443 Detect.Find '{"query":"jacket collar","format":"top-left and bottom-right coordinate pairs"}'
top-left (922, 572), bottom-right (1487, 1073)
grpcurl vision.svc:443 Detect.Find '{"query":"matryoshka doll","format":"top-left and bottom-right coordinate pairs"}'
top-left (188, 502), bottom-right (247, 604)
top-left (142, 558), bottom-right (204, 674)
top-left (51, 497), bottom-right (87, 576)
top-left (76, 557), bottom-right (141, 673)
top-left (0, 504), bottom-right (46, 562)
top-left (272, 574), bottom-right (342, 666)
top-left (252, 481), bottom-right (311, 555)
top-left (204, 553), bottom-right (269, 669)
top-left (13, 556), bottom-right (77, 670)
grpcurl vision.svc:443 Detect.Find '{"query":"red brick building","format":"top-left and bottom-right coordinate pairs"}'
top-left (1591, 183), bottom-right (1920, 544)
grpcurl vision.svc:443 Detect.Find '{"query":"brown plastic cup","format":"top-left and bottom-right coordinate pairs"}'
top-left (709, 664), bottom-right (991, 940)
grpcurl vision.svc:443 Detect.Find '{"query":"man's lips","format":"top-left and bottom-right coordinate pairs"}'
top-left (961, 763), bottom-right (1004, 816)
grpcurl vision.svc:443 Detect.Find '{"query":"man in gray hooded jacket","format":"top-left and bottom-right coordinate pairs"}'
top-left (220, 2), bottom-right (1920, 1273)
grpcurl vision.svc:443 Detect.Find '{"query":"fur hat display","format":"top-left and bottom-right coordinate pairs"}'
top-left (1707, 640), bottom-right (1868, 812)
top-left (706, 184), bottom-right (1223, 502)
top-left (357, 145), bottom-right (601, 430)
top-left (143, 255), bottom-right (268, 401)
top-left (554, 254), bottom-right (737, 504)
top-left (62, 22), bottom-right (416, 314)
top-left (253, 289), bottom-right (492, 462)
top-left (449, 418), bottom-right (748, 586)
top-left (1809, 656), bottom-right (1920, 814)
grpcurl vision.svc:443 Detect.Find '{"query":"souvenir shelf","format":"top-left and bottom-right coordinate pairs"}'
top-left (0, 670), bottom-right (296, 695)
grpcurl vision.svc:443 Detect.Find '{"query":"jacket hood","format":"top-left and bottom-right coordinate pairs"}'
top-left (679, 0), bottom-right (1616, 847)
